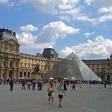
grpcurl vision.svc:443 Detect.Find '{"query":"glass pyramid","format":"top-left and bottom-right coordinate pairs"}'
top-left (46, 52), bottom-right (101, 81)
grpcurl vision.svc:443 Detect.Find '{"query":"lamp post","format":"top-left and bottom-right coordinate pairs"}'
top-left (107, 58), bottom-right (111, 89)
top-left (107, 58), bottom-right (110, 80)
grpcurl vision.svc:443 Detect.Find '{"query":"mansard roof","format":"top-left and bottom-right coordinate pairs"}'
top-left (0, 28), bottom-right (18, 43)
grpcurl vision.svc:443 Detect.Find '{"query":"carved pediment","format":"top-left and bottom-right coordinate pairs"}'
top-left (3, 39), bottom-right (19, 46)
top-left (1, 39), bottom-right (20, 53)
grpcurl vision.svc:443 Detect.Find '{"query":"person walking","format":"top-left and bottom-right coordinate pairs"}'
top-left (63, 81), bottom-right (67, 91)
top-left (22, 80), bottom-right (25, 90)
top-left (27, 80), bottom-right (31, 90)
top-left (38, 80), bottom-right (43, 91)
top-left (47, 84), bottom-right (55, 104)
top-left (72, 81), bottom-right (76, 90)
top-left (9, 79), bottom-right (13, 91)
top-left (32, 81), bottom-right (36, 91)
top-left (57, 82), bottom-right (65, 107)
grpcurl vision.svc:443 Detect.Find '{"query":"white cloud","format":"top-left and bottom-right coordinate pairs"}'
top-left (84, 31), bottom-right (95, 38)
top-left (17, 32), bottom-right (53, 50)
top-left (84, 0), bottom-right (112, 23)
top-left (0, 0), bottom-right (9, 3)
top-left (0, 0), bottom-right (15, 7)
top-left (59, 8), bottom-right (80, 16)
top-left (20, 0), bottom-right (80, 14)
top-left (98, 7), bottom-right (112, 14)
top-left (58, 16), bottom-right (71, 21)
top-left (17, 21), bottom-right (80, 50)
top-left (58, 4), bottom-right (72, 10)
top-left (94, 1), bottom-right (112, 23)
top-left (20, 0), bottom-right (100, 24)
top-left (59, 46), bottom-right (73, 57)
top-left (84, 0), bottom-right (93, 6)
top-left (20, 24), bottom-right (38, 32)
top-left (59, 36), bottom-right (112, 59)
top-left (20, 0), bottom-right (87, 24)
top-left (37, 21), bottom-right (80, 43)
top-left (98, 14), bottom-right (112, 23)
top-left (77, 16), bottom-right (97, 24)
top-left (93, 0), bottom-right (112, 7)
top-left (17, 32), bottom-right (36, 46)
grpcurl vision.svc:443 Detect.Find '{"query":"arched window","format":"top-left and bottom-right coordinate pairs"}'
top-left (20, 72), bottom-right (22, 78)
top-left (51, 54), bottom-right (54, 58)
top-left (3, 74), bottom-right (5, 79)
top-left (9, 70), bottom-right (12, 78)
top-left (107, 75), bottom-right (110, 80)
top-left (44, 73), bottom-right (46, 78)
top-left (28, 72), bottom-right (30, 78)
top-left (101, 75), bottom-right (103, 80)
top-left (24, 72), bottom-right (26, 77)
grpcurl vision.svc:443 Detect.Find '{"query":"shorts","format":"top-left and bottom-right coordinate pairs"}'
top-left (48, 92), bottom-right (52, 96)
top-left (58, 95), bottom-right (63, 99)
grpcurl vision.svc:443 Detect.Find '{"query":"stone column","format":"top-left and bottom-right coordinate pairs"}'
top-left (13, 70), bottom-right (16, 79)
top-left (16, 58), bottom-right (20, 79)
top-left (6, 69), bottom-right (9, 79)
top-left (0, 58), bottom-right (4, 67)
top-left (7, 58), bottom-right (10, 68)
top-left (0, 69), bottom-right (3, 78)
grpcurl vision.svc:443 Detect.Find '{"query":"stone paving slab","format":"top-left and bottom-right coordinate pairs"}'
top-left (0, 84), bottom-right (112, 112)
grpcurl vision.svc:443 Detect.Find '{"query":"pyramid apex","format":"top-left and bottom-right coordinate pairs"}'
top-left (65, 52), bottom-right (76, 60)
top-left (68, 52), bottom-right (75, 56)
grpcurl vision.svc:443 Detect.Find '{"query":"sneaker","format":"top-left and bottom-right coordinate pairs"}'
top-left (59, 104), bottom-right (61, 107)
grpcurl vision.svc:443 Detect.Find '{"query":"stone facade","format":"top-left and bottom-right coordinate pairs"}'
top-left (0, 28), bottom-right (59, 79)
top-left (83, 56), bottom-right (112, 81)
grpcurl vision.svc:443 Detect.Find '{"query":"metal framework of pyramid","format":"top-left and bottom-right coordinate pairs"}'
top-left (46, 52), bottom-right (101, 81)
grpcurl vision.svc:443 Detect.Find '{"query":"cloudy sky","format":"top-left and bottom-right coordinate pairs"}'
top-left (0, 0), bottom-right (112, 59)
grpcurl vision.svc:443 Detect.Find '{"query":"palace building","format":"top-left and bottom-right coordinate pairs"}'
top-left (0, 28), bottom-right (112, 80)
top-left (0, 28), bottom-right (59, 79)
top-left (83, 56), bottom-right (112, 81)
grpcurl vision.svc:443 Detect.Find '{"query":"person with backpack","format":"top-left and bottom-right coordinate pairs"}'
top-left (47, 84), bottom-right (55, 104)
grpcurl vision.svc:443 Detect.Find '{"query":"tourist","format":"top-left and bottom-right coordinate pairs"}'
top-left (32, 81), bottom-right (36, 91)
top-left (38, 80), bottom-right (43, 91)
top-left (104, 80), bottom-right (106, 88)
top-left (27, 80), bottom-right (31, 90)
top-left (9, 79), bottom-right (13, 91)
top-left (0, 78), bottom-right (2, 85)
top-left (37, 80), bottom-right (41, 91)
top-left (63, 81), bottom-right (67, 91)
top-left (47, 84), bottom-right (55, 104)
top-left (72, 81), bottom-right (76, 90)
top-left (40, 81), bottom-right (43, 91)
top-left (22, 80), bottom-right (25, 90)
top-left (57, 82), bottom-right (65, 107)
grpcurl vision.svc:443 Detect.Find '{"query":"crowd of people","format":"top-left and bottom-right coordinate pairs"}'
top-left (0, 78), bottom-right (77, 107)
top-left (0, 78), bottom-right (112, 107)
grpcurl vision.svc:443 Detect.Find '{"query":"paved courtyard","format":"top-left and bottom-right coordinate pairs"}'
top-left (0, 83), bottom-right (112, 112)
